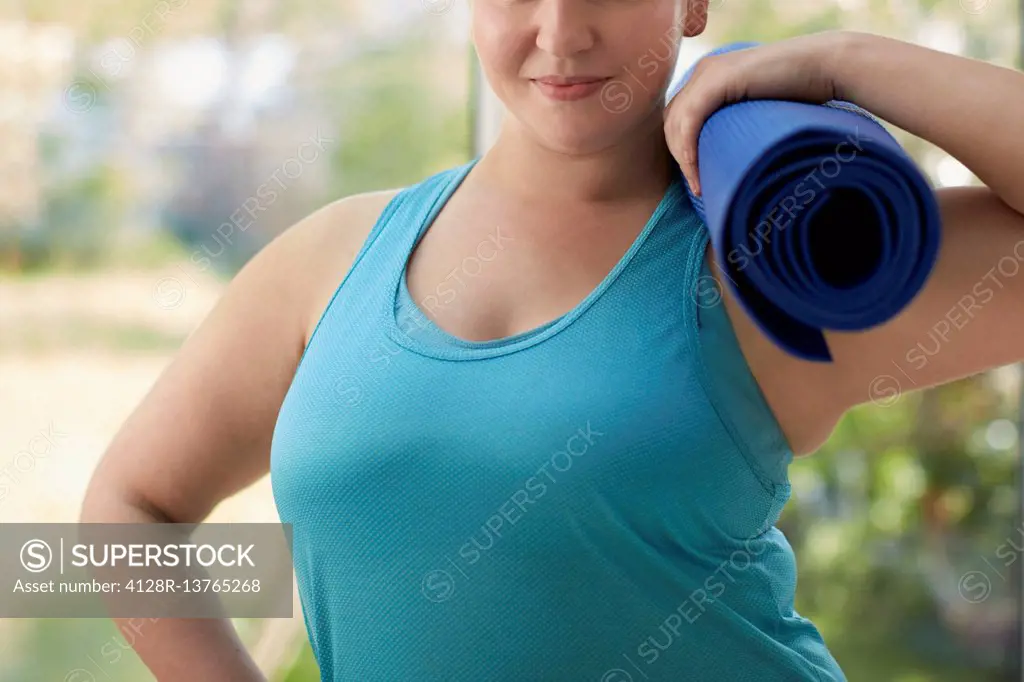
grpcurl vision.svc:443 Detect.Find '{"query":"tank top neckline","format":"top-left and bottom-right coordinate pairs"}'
top-left (396, 270), bottom-right (561, 348)
top-left (381, 157), bottom-right (686, 362)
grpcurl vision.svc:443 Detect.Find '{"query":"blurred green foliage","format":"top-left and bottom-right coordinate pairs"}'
top-left (324, 35), bottom-right (471, 199)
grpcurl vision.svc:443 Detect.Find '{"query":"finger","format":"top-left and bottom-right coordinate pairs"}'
top-left (672, 133), bottom-right (699, 196)
top-left (680, 132), bottom-right (700, 196)
top-left (664, 124), bottom-right (686, 192)
top-left (664, 102), bottom-right (697, 194)
top-left (670, 101), bottom-right (704, 196)
top-left (671, 73), bottom-right (727, 196)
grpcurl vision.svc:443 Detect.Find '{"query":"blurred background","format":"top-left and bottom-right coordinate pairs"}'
top-left (0, 0), bottom-right (1021, 680)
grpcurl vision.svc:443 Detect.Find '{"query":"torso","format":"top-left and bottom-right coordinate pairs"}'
top-left (300, 182), bottom-right (846, 456)
top-left (273, 162), bottom-right (847, 681)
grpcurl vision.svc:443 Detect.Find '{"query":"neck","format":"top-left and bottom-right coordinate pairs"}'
top-left (476, 110), bottom-right (678, 205)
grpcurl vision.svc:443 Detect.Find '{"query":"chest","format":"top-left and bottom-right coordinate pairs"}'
top-left (273, 279), bottom-right (775, 552)
top-left (270, 179), bottom-right (784, 553)
top-left (273, 322), bottom-right (769, 541)
top-left (402, 198), bottom-right (663, 343)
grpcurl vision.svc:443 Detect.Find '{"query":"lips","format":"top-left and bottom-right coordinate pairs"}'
top-left (534, 76), bottom-right (609, 86)
top-left (531, 76), bottom-right (612, 101)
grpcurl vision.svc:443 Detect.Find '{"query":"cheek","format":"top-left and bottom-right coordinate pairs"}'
top-left (472, 9), bottom-right (529, 83)
top-left (609, 12), bottom-right (686, 94)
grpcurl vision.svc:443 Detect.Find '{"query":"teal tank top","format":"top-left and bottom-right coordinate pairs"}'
top-left (270, 158), bottom-right (847, 681)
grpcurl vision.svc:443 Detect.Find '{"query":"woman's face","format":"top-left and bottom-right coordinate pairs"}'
top-left (472, 0), bottom-right (709, 155)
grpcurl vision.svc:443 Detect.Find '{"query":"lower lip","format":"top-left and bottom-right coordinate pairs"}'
top-left (532, 79), bottom-right (609, 101)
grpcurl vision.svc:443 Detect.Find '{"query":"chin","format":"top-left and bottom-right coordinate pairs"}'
top-left (525, 115), bottom-right (635, 157)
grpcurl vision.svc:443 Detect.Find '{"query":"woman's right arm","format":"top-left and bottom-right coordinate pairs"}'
top-left (78, 190), bottom-right (395, 680)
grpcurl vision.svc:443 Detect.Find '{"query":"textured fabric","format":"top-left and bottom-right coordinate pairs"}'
top-left (270, 158), bottom-right (847, 681)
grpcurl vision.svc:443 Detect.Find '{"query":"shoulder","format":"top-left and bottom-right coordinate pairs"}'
top-left (246, 187), bottom-right (407, 350)
top-left (266, 162), bottom-right (473, 349)
top-left (295, 188), bottom-right (407, 347)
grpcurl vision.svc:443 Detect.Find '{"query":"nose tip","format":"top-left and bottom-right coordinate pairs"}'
top-left (535, 29), bottom-right (595, 60)
top-left (534, 1), bottom-right (596, 57)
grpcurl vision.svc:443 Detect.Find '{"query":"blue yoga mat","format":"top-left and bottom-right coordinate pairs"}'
top-left (667, 42), bottom-right (942, 362)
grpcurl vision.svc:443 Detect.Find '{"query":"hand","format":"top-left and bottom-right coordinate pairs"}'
top-left (664, 31), bottom-right (857, 195)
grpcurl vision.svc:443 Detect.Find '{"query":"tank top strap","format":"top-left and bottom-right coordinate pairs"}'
top-left (296, 161), bottom-right (476, 368)
top-left (358, 159), bottom-right (478, 278)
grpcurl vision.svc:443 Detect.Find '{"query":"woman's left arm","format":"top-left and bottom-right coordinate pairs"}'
top-left (668, 31), bottom-right (1024, 415)
top-left (823, 32), bottom-right (1024, 410)
top-left (831, 32), bottom-right (1024, 214)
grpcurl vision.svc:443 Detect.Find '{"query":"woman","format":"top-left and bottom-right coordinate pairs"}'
top-left (81, 0), bottom-right (1024, 680)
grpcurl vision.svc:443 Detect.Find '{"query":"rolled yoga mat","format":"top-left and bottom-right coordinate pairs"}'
top-left (666, 41), bottom-right (942, 362)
